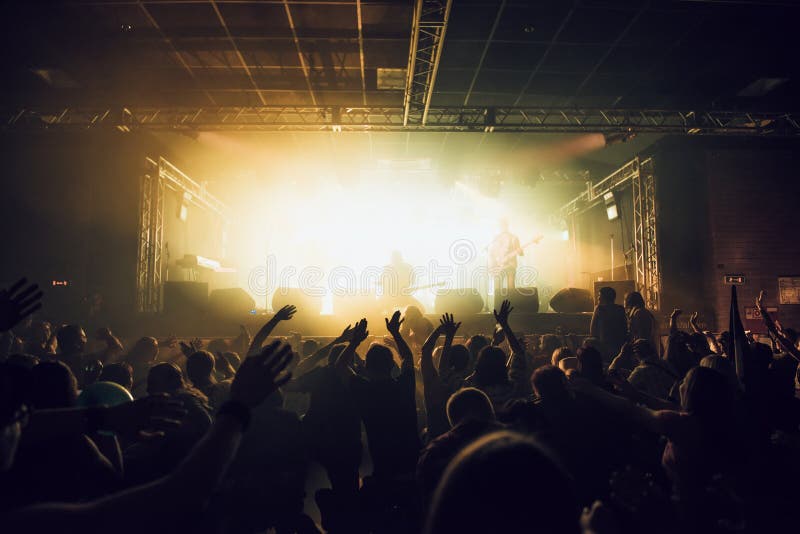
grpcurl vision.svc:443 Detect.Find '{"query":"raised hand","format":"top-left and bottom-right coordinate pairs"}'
top-left (385, 310), bottom-right (404, 336)
top-left (179, 338), bottom-right (203, 358)
top-left (690, 311), bottom-right (699, 324)
top-left (493, 299), bottom-right (514, 326)
top-left (274, 304), bottom-right (297, 322)
top-left (670, 308), bottom-right (682, 319)
top-left (439, 313), bottom-right (461, 338)
top-left (351, 318), bottom-right (369, 344)
top-left (0, 278), bottom-right (43, 332)
top-left (230, 340), bottom-right (294, 408)
top-left (336, 323), bottom-right (355, 343)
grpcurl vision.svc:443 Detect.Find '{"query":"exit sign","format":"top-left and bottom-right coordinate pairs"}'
top-left (724, 274), bottom-right (746, 285)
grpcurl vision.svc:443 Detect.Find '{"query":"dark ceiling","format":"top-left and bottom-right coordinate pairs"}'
top-left (2, 0), bottom-right (799, 110)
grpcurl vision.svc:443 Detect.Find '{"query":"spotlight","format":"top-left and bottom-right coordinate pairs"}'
top-left (177, 192), bottom-right (191, 222)
top-left (559, 219), bottom-right (569, 241)
top-left (603, 191), bottom-right (619, 221)
top-left (604, 132), bottom-right (636, 146)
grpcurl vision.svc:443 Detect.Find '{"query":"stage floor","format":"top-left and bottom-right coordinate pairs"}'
top-left (131, 311), bottom-right (592, 339)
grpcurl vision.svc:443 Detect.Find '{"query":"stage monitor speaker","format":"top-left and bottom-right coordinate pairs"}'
top-left (434, 289), bottom-right (484, 316)
top-left (272, 288), bottom-right (322, 317)
top-left (163, 281), bottom-right (208, 315)
top-left (593, 280), bottom-right (636, 306)
top-left (209, 287), bottom-right (256, 317)
top-left (496, 287), bottom-right (539, 314)
top-left (549, 287), bottom-right (593, 313)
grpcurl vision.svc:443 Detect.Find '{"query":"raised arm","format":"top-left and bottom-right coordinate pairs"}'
top-left (606, 369), bottom-right (678, 411)
top-left (295, 324), bottom-right (353, 376)
top-left (8, 341), bottom-right (294, 533)
top-left (437, 313), bottom-right (460, 374)
top-left (421, 324), bottom-right (443, 383)
top-left (232, 324), bottom-right (251, 356)
top-left (386, 310), bottom-right (413, 367)
top-left (93, 328), bottom-right (125, 362)
top-left (334, 319), bottom-right (368, 379)
top-left (569, 377), bottom-right (675, 437)
top-left (669, 308), bottom-right (681, 335)
top-left (247, 304), bottom-right (296, 356)
top-left (494, 299), bottom-right (525, 357)
top-left (757, 291), bottom-right (800, 361)
top-left (688, 312), bottom-right (722, 354)
top-left (421, 322), bottom-right (451, 438)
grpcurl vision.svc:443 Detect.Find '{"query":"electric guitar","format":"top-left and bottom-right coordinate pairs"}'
top-left (490, 234), bottom-right (544, 269)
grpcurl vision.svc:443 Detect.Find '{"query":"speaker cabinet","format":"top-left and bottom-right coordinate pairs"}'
top-left (163, 281), bottom-right (208, 315)
top-left (209, 287), bottom-right (256, 317)
top-left (495, 287), bottom-right (539, 314)
top-left (549, 287), bottom-right (594, 313)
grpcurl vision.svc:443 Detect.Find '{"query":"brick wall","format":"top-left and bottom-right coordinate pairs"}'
top-left (704, 148), bottom-right (800, 332)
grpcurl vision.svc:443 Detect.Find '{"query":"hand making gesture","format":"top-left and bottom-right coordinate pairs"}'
top-left (439, 313), bottom-right (461, 338)
top-left (230, 340), bottom-right (294, 408)
top-left (274, 304), bottom-right (297, 322)
top-left (248, 304), bottom-right (298, 356)
top-left (385, 310), bottom-right (404, 336)
top-left (493, 299), bottom-right (513, 327)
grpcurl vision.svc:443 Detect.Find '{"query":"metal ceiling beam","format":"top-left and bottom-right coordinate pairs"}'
top-left (137, 1), bottom-right (217, 106)
top-left (463, 0), bottom-right (505, 106)
top-left (356, 0), bottom-right (367, 106)
top-left (7, 107), bottom-right (799, 135)
top-left (283, 0), bottom-right (318, 106)
top-left (209, 0), bottom-right (266, 105)
top-left (402, 0), bottom-right (453, 126)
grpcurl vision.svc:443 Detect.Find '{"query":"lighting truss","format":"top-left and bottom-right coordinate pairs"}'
top-left (403, 0), bottom-right (452, 126)
top-left (632, 157), bottom-right (661, 311)
top-left (135, 156), bottom-right (230, 313)
top-left (559, 156), bottom-right (661, 311)
top-left (136, 159), bottom-right (164, 313)
top-left (5, 107), bottom-right (799, 134)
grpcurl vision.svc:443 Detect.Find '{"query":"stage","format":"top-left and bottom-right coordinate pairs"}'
top-left (132, 310), bottom-right (592, 340)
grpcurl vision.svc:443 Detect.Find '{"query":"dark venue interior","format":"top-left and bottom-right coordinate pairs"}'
top-left (1, 1), bottom-right (799, 533)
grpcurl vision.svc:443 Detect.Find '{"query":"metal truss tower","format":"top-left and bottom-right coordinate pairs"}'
top-left (136, 159), bottom-right (165, 313)
top-left (135, 157), bottom-right (230, 313)
top-left (559, 155), bottom-right (661, 311)
top-left (632, 157), bottom-right (661, 311)
top-left (403, 0), bottom-right (452, 126)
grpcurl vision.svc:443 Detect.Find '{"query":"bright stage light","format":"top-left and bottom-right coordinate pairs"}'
top-left (603, 191), bottom-right (619, 221)
top-left (226, 160), bottom-right (561, 313)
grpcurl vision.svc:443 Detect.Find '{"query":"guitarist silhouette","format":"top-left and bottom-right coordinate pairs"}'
top-left (488, 219), bottom-right (542, 308)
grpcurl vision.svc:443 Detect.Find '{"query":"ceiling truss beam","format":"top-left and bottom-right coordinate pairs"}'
top-left (402, 0), bottom-right (453, 126)
top-left (6, 107), bottom-right (799, 135)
